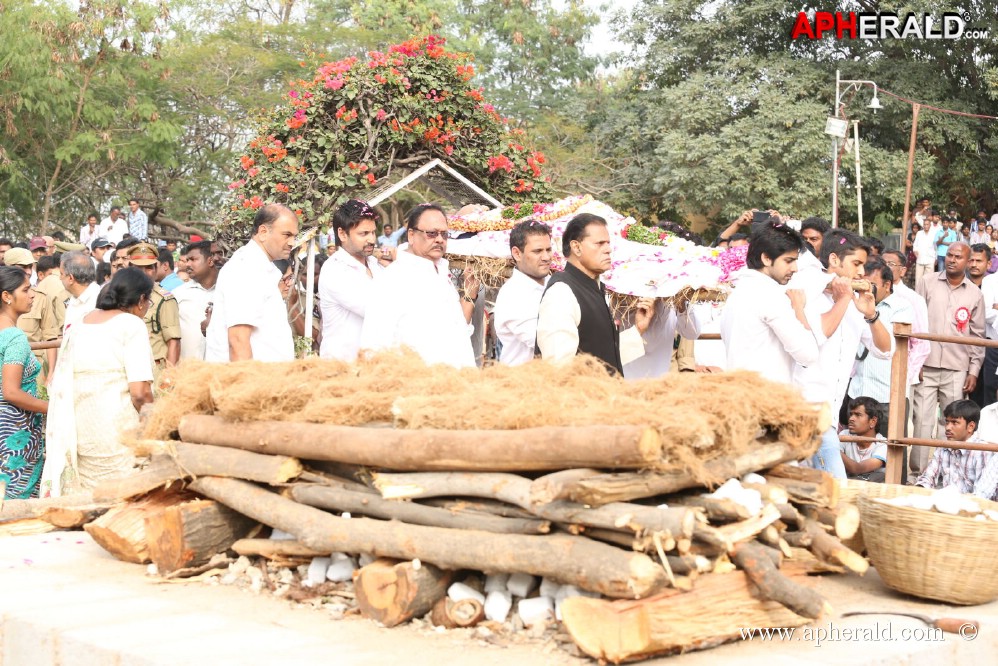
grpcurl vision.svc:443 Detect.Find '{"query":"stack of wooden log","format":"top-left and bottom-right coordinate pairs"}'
top-left (0, 411), bottom-right (872, 664)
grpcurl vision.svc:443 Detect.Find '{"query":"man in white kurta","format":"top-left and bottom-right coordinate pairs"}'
top-left (319, 200), bottom-right (382, 362)
top-left (205, 205), bottom-right (297, 362)
top-left (493, 220), bottom-right (554, 366)
top-left (59, 252), bottom-right (101, 334)
top-left (172, 240), bottom-right (217, 361)
top-left (360, 204), bottom-right (477, 368)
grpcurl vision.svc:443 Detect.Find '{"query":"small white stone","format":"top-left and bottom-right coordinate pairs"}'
top-left (484, 590), bottom-right (513, 622)
top-left (448, 581), bottom-right (486, 604)
top-left (269, 528), bottom-right (295, 541)
top-left (538, 577), bottom-right (561, 599)
top-left (411, 558), bottom-right (422, 570)
top-left (307, 557), bottom-right (331, 586)
top-left (358, 553), bottom-right (377, 567)
top-left (341, 512), bottom-right (352, 519)
top-left (326, 556), bottom-right (357, 582)
top-left (517, 597), bottom-right (555, 627)
top-left (146, 563), bottom-right (159, 576)
top-left (484, 572), bottom-right (510, 593)
top-left (741, 472), bottom-right (766, 485)
top-left (506, 572), bottom-right (538, 598)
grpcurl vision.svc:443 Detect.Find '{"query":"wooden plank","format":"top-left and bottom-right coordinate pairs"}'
top-left (886, 322), bottom-right (910, 484)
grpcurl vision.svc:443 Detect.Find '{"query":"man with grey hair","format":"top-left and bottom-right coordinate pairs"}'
top-left (60, 251), bottom-right (100, 333)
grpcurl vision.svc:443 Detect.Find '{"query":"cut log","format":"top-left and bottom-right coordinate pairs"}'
top-left (231, 538), bottom-right (326, 559)
top-left (84, 488), bottom-right (193, 564)
top-left (558, 442), bottom-right (800, 506)
top-left (371, 471), bottom-right (697, 541)
top-left (179, 415), bottom-right (664, 472)
top-left (189, 476), bottom-right (668, 599)
top-left (775, 502), bottom-right (804, 530)
top-left (354, 558), bottom-right (452, 627)
top-left (731, 541), bottom-right (831, 620)
top-left (144, 499), bottom-right (257, 574)
top-left (756, 525), bottom-right (792, 558)
top-left (578, 527), bottom-right (662, 553)
top-left (741, 482), bottom-right (789, 505)
top-left (420, 498), bottom-right (537, 521)
top-left (289, 484), bottom-right (550, 535)
top-left (560, 570), bottom-right (812, 663)
top-left (763, 476), bottom-right (838, 508)
top-left (0, 492), bottom-right (96, 524)
top-left (92, 444), bottom-right (303, 502)
top-left (800, 519), bottom-right (868, 574)
top-left (41, 504), bottom-right (111, 528)
top-left (802, 503), bottom-right (861, 540)
top-left (716, 503), bottom-right (781, 546)
top-left (430, 597), bottom-right (486, 628)
top-left (529, 469), bottom-right (602, 505)
top-left (0, 518), bottom-right (55, 537)
top-left (674, 496), bottom-right (753, 522)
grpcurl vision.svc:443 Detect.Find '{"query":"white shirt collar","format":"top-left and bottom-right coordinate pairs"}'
top-left (332, 247), bottom-right (380, 273)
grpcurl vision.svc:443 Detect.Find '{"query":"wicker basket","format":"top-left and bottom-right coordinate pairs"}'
top-left (857, 492), bottom-right (998, 605)
top-left (837, 481), bottom-right (934, 553)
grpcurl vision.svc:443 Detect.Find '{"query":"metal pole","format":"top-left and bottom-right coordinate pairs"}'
top-left (901, 103), bottom-right (921, 263)
top-left (305, 237), bottom-right (316, 351)
top-left (853, 120), bottom-right (864, 236)
top-left (831, 69), bottom-right (841, 227)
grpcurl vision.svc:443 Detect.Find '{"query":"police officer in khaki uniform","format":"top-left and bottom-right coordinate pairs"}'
top-left (125, 243), bottom-right (181, 381)
top-left (18, 254), bottom-right (69, 378)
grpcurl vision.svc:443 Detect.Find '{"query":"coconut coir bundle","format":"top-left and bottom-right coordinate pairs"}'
top-left (146, 352), bottom-right (821, 483)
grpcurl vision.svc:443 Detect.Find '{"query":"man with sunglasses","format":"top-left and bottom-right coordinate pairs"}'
top-left (319, 200), bottom-right (382, 362)
top-left (360, 203), bottom-right (477, 368)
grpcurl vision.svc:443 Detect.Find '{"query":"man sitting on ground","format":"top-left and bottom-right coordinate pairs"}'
top-left (840, 397), bottom-right (888, 483)
top-left (915, 399), bottom-right (991, 492)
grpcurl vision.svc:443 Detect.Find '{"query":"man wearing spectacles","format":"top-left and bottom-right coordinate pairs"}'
top-left (360, 203), bottom-right (477, 368)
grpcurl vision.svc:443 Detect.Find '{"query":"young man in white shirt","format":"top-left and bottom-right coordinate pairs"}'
top-left (493, 220), bottom-right (553, 366)
top-left (721, 220), bottom-right (817, 384)
top-left (79, 213), bottom-right (100, 247)
top-left (790, 228), bottom-right (894, 479)
top-left (319, 200), bottom-right (382, 362)
top-left (172, 240), bottom-right (217, 361)
top-left (913, 216), bottom-right (940, 284)
top-left (840, 396), bottom-right (888, 482)
top-left (205, 204), bottom-right (298, 362)
top-left (360, 203), bottom-right (479, 368)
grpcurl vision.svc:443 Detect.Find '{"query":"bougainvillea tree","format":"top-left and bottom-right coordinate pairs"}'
top-left (222, 35), bottom-right (551, 234)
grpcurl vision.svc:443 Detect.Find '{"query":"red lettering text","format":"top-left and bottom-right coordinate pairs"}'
top-left (836, 11), bottom-right (857, 38)
top-left (791, 12), bottom-right (815, 39)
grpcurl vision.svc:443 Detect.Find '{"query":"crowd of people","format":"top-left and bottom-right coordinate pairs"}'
top-left (2, 197), bottom-right (998, 502)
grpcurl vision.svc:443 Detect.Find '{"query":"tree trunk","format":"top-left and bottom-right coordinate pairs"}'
top-left (188, 476), bottom-right (667, 599)
top-left (93, 444), bottom-right (303, 502)
top-left (84, 488), bottom-right (193, 564)
top-left (797, 519), bottom-right (868, 574)
top-left (560, 570), bottom-right (813, 663)
top-left (354, 558), bottom-right (452, 627)
top-left (178, 415), bottom-right (663, 472)
top-left (144, 499), bottom-right (257, 574)
top-left (0, 492), bottom-right (97, 524)
top-left (558, 442), bottom-right (800, 506)
top-left (430, 597), bottom-right (485, 628)
top-left (288, 484), bottom-right (550, 535)
top-left (731, 541), bottom-right (831, 620)
top-left (231, 538), bottom-right (326, 559)
top-left (528, 468), bottom-right (602, 505)
top-left (371, 471), bottom-right (698, 540)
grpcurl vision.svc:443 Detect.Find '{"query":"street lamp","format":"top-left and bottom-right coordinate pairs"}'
top-left (826, 70), bottom-right (881, 229)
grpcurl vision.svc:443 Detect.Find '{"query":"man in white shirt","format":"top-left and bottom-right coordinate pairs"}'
top-left (536, 213), bottom-right (655, 374)
top-left (847, 257), bottom-right (914, 434)
top-left (882, 250), bottom-right (931, 388)
top-left (493, 220), bottom-right (553, 366)
top-left (319, 200), bottom-right (382, 362)
top-left (360, 203), bottom-right (478, 368)
top-left (79, 213), bottom-right (100, 247)
top-left (722, 221), bottom-right (818, 385)
top-left (205, 204), bottom-right (298, 362)
top-left (790, 229), bottom-right (894, 479)
top-left (172, 240), bottom-right (217, 361)
top-left (99, 206), bottom-right (128, 245)
top-left (59, 251), bottom-right (100, 333)
top-left (913, 217), bottom-right (939, 285)
top-left (840, 397), bottom-right (888, 482)
top-left (623, 302), bottom-right (703, 379)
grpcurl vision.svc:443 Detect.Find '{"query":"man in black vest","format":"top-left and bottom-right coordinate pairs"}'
top-left (536, 213), bottom-right (655, 374)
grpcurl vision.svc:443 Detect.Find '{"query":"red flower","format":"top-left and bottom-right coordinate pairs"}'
top-left (366, 172), bottom-right (376, 185)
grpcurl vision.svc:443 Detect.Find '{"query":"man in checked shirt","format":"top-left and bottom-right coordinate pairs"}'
top-left (914, 399), bottom-right (992, 493)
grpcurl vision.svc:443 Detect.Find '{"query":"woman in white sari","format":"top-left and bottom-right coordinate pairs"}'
top-left (42, 268), bottom-right (155, 496)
